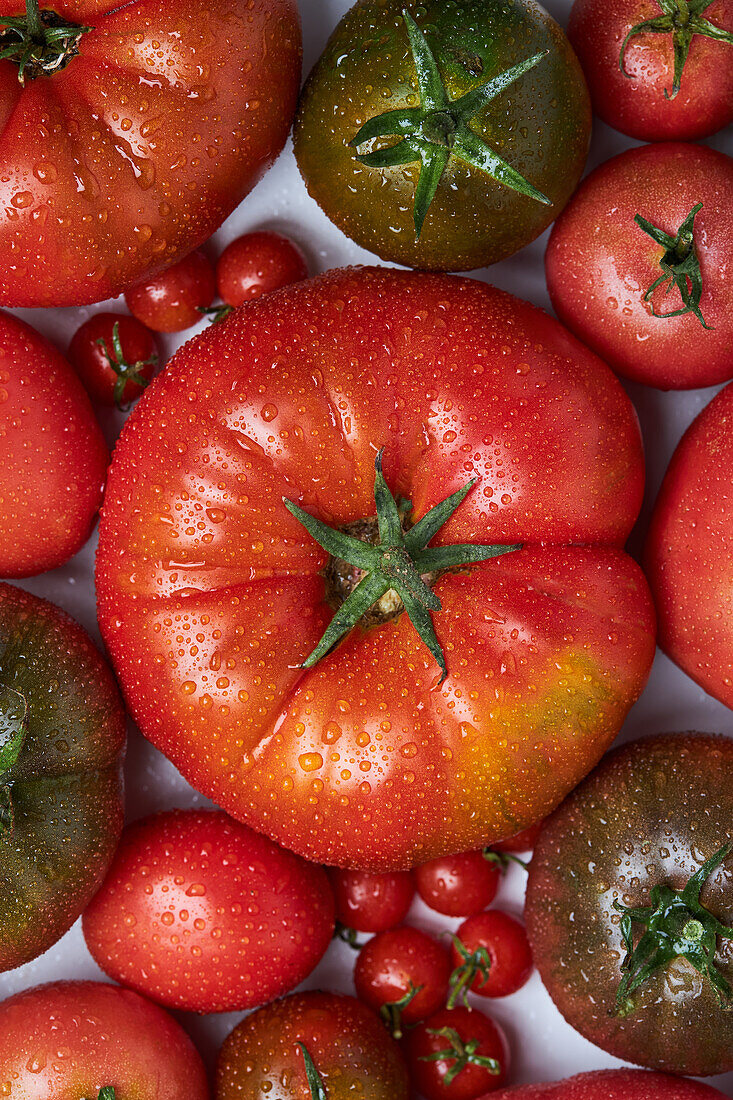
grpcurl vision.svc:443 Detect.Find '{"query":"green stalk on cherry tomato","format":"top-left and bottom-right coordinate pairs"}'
top-left (420, 1025), bottom-right (501, 1084)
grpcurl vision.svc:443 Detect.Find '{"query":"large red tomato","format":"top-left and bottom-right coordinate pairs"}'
top-left (646, 382), bottom-right (733, 708)
top-left (96, 267), bottom-right (655, 871)
top-left (0, 0), bottom-right (301, 307)
top-left (490, 1069), bottom-right (728, 1098)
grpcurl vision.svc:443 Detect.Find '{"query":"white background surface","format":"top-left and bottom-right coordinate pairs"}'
top-left (1, 0), bottom-right (732, 1092)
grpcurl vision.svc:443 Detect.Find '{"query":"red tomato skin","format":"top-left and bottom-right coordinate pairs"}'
top-left (405, 1006), bottom-right (508, 1100)
top-left (125, 250), bottom-right (216, 332)
top-left (0, 0), bottom-right (302, 308)
top-left (568, 0), bottom-right (733, 140)
top-left (328, 867), bottom-right (415, 932)
top-left (0, 980), bottom-right (209, 1099)
top-left (415, 850), bottom-right (501, 917)
top-left (488, 1069), bottom-right (728, 1098)
top-left (69, 311), bottom-right (158, 406)
top-left (96, 267), bottom-right (655, 871)
top-left (546, 143), bottom-right (733, 390)
top-left (353, 925), bottom-right (452, 1025)
top-left (645, 383), bottom-right (733, 708)
top-left (452, 911), bottom-right (533, 997)
top-left (0, 310), bottom-right (108, 577)
top-left (490, 820), bottom-right (543, 854)
top-left (82, 808), bottom-right (335, 1014)
top-left (217, 230), bottom-right (308, 306)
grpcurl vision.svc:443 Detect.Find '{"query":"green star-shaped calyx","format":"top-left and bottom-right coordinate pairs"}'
top-left (635, 201), bottom-right (711, 328)
top-left (419, 1025), bottom-right (501, 1085)
top-left (619, 0), bottom-right (733, 99)
top-left (349, 9), bottom-right (551, 238)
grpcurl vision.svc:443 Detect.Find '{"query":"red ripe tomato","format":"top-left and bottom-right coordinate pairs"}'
top-left (69, 312), bottom-right (159, 408)
top-left (490, 1069), bottom-right (729, 1099)
top-left (125, 250), bottom-right (216, 333)
top-left (96, 267), bottom-right (655, 871)
top-left (449, 910), bottom-right (533, 1001)
top-left (0, 980), bottom-right (209, 1099)
top-left (490, 820), bottom-right (543, 854)
top-left (0, 0), bottom-right (302, 308)
top-left (216, 990), bottom-right (410, 1099)
top-left (0, 309), bottom-right (107, 577)
top-left (404, 1005), bottom-right (508, 1100)
top-left (329, 867), bottom-right (415, 932)
top-left (216, 231), bottom-right (308, 307)
top-left (82, 808), bottom-right (335, 1014)
top-left (353, 925), bottom-right (452, 1036)
top-left (415, 850), bottom-right (501, 917)
top-left (546, 142), bottom-right (733, 390)
top-left (646, 382), bottom-right (733, 708)
top-left (568, 0), bottom-right (733, 141)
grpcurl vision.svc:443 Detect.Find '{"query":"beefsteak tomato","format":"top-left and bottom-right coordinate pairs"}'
top-left (0, 581), bottom-right (125, 972)
top-left (646, 381), bottom-right (733, 707)
top-left (96, 267), bottom-right (655, 871)
top-left (490, 1069), bottom-right (729, 1098)
top-left (0, 0), bottom-right (301, 307)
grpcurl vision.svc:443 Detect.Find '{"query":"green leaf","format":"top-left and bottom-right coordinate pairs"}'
top-left (402, 9), bottom-right (447, 111)
top-left (283, 498), bottom-right (380, 571)
top-left (301, 571), bottom-right (390, 668)
top-left (451, 51), bottom-right (547, 120)
top-left (373, 448), bottom-right (405, 546)
top-left (350, 107), bottom-right (422, 147)
top-left (413, 542), bottom-right (521, 572)
top-left (297, 1043), bottom-right (328, 1100)
top-left (453, 125), bottom-right (551, 205)
top-left (97, 1090), bottom-right (116, 1100)
top-left (635, 202), bottom-right (711, 328)
top-left (356, 138), bottom-right (420, 169)
top-left (413, 143), bottom-right (450, 237)
top-left (406, 480), bottom-right (476, 551)
top-left (0, 686), bottom-right (27, 776)
top-left (396, 585), bottom-right (447, 682)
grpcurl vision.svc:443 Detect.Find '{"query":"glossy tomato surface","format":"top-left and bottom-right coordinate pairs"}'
top-left (490, 1069), bottom-right (729, 1098)
top-left (0, 582), bottom-right (125, 972)
top-left (353, 925), bottom-right (452, 1029)
top-left (646, 382), bottom-right (733, 708)
top-left (329, 867), bottom-right (415, 932)
top-left (415, 849), bottom-right (501, 917)
top-left (546, 143), bottom-right (733, 390)
top-left (0, 980), bottom-right (210, 1099)
top-left (526, 734), bottom-right (733, 1076)
top-left (125, 250), bottom-right (216, 333)
top-left (405, 1005), bottom-right (508, 1099)
top-left (0, 0), bottom-right (301, 307)
top-left (294, 0), bottom-right (591, 271)
top-left (0, 310), bottom-right (108, 577)
top-left (451, 910), bottom-right (533, 998)
top-left (82, 808), bottom-right (335, 1013)
top-left (216, 231), bottom-right (308, 306)
top-left (96, 266), bottom-right (655, 871)
top-left (216, 990), bottom-right (409, 1099)
top-left (568, 0), bottom-right (733, 141)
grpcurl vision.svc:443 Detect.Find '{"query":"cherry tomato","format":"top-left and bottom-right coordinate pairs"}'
top-left (82, 808), bottom-right (335, 1014)
top-left (69, 312), bottom-right (159, 409)
top-left (490, 820), bottom-right (543, 854)
top-left (125, 251), bottom-right (216, 333)
top-left (216, 990), bottom-right (410, 1099)
top-left (449, 910), bottom-right (533, 1003)
top-left (415, 850), bottom-right (501, 917)
top-left (216, 231), bottom-right (308, 307)
top-left (404, 1005), bottom-right (508, 1099)
top-left (568, 0), bottom-right (733, 141)
top-left (0, 980), bottom-right (209, 1099)
top-left (353, 925), bottom-right (452, 1037)
top-left (329, 867), bottom-right (415, 933)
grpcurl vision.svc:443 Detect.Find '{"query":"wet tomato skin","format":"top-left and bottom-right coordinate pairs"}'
top-left (216, 990), bottom-right (409, 1099)
top-left (0, 0), bottom-right (302, 308)
top-left (490, 820), bottom-right (543, 854)
top-left (216, 231), bottom-right (308, 306)
top-left (69, 311), bottom-right (159, 407)
top-left (490, 1069), bottom-right (729, 1098)
top-left (546, 143), bottom-right (733, 390)
top-left (353, 925), bottom-right (452, 1026)
top-left (525, 734), bottom-right (733, 1076)
top-left (329, 867), bottom-right (415, 932)
top-left (125, 250), bottom-right (216, 332)
top-left (96, 266), bottom-right (655, 871)
top-left (405, 1005), bottom-right (508, 1099)
top-left (451, 910), bottom-right (533, 998)
top-left (82, 808), bottom-right (335, 1014)
top-left (0, 310), bottom-right (108, 578)
top-left (0, 980), bottom-right (209, 1099)
top-left (415, 850), bottom-right (501, 917)
top-left (645, 383), bottom-right (733, 708)
top-left (568, 0), bottom-right (733, 141)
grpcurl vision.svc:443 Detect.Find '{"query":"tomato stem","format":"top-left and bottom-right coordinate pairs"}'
top-left (0, 0), bottom-right (91, 83)
top-left (379, 981), bottom-right (423, 1039)
top-left (447, 935), bottom-right (491, 1009)
top-left (420, 1025), bottom-right (501, 1084)
top-left (635, 202), bottom-right (711, 328)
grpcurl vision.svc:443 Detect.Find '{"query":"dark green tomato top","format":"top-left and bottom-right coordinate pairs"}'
top-left (294, 0), bottom-right (591, 271)
top-left (0, 582), bottom-right (125, 972)
top-left (526, 733), bottom-right (733, 1077)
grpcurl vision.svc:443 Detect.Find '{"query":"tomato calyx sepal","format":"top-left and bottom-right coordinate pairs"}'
top-left (297, 1043), bottom-right (328, 1100)
top-left (97, 321), bottom-right (158, 410)
top-left (199, 304), bottom-right (234, 325)
top-left (482, 846), bottom-right (529, 873)
top-left (0, 0), bottom-right (91, 83)
top-left (379, 981), bottom-right (424, 1039)
top-left (447, 935), bottom-right (491, 1009)
top-left (333, 920), bottom-right (365, 950)
top-left (420, 1024), bottom-right (501, 1083)
top-left (635, 202), bottom-right (711, 329)
top-left (0, 685), bottom-right (27, 839)
top-left (284, 447), bottom-right (521, 682)
top-left (613, 842), bottom-right (733, 1015)
top-left (619, 0), bottom-right (733, 99)
top-left (349, 9), bottom-right (551, 239)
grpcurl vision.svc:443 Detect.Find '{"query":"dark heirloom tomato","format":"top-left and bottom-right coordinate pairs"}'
top-left (646, 383), bottom-right (733, 708)
top-left (490, 1069), bottom-right (729, 1098)
top-left (526, 734), bottom-right (733, 1076)
top-left (0, 980), bottom-right (209, 1099)
top-left (96, 267), bottom-right (655, 871)
top-left (0, 582), bottom-right (125, 972)
top-left (293, 0), bottom-right (591, 272)
top-left (0, 0), bottom-right (301, 308)
top-left (546, 143), bottom-right (733, 390)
